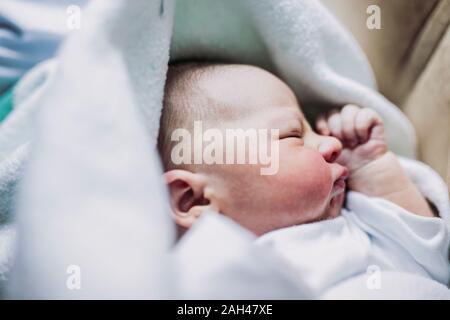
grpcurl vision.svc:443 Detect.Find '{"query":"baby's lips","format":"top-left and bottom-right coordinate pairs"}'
top-left (340, 166), bottom-right (349, 180)
top-left (331, 163), bottom-right (349, 182)
top-left (330, 164), bottom-right (348, 197)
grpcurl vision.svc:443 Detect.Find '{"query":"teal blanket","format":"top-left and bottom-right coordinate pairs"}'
top-left (0, 87), bottom-right (13, 123)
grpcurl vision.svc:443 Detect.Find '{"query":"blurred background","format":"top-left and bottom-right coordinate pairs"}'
top-left (322, 0), bottom-right (450, 187)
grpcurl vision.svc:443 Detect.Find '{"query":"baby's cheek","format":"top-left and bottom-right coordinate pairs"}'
top-left (281, 148), bottom-right (333, 210)
top-left (303, 162), bottom-right (333, 202)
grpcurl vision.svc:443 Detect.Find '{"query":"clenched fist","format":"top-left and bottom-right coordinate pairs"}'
top-left (315, 104), bottom-right (387, 172)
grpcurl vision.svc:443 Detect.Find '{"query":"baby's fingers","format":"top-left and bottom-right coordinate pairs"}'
top-left (315, 115), bottom-right (330, 135)
top-left (355, 108), bottom-right (382, 142)
top-left (340, 104), bottom-right (360, 147)
top-left (326, 110), bottom-right (343, 140)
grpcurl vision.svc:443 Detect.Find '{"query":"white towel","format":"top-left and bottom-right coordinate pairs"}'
top-left (7, 1), bottom-right (176, 298)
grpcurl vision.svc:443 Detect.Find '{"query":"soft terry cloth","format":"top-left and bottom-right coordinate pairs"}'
top-left (172, 211), bottom-right (314, 299)
top-left (255, 157), bottom-right (450, 297)
top-left (0, 0), bottom-right (436, 298)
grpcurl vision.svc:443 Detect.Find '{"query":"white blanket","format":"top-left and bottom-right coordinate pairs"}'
top-left (322, 271), bottom-right (450, 300)
top-left (0, 0), bottom-right (444, 298)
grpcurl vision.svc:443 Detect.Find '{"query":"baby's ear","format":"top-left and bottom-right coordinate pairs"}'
top-left (163, 170), bottom-right (210, 229)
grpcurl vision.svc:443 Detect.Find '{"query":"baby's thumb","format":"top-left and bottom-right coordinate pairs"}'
top-left (369, 123), bottom-right (385, 141)
top-left (315, 116), bottom-right (330, 135)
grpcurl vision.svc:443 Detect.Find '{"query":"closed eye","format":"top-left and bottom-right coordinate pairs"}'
top-left (280, 131), bottom-right (303, 139)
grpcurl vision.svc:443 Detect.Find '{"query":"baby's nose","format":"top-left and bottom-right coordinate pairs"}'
top-left (318, 136), bottom-right (342, 163)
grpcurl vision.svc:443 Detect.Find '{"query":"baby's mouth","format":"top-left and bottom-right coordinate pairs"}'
top-left (331, 166), bottom-right (348, 197)
top-left (332, 177), bottom-right (346, 196)
top-left (334, 177), bottom-right (346, 189)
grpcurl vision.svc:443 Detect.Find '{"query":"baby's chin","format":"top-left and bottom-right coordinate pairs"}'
top-left (323, 191), bottom-right (345, 219)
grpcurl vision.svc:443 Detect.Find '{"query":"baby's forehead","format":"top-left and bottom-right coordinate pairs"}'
top-left (193, 64), bottom-right (302, 118)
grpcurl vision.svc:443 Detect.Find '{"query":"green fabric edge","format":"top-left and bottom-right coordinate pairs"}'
top-left (0, 86), bottom-right (14, 123)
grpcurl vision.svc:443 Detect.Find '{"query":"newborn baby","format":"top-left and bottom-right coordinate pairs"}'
top-left (158, 63), bottom-right (449, 293)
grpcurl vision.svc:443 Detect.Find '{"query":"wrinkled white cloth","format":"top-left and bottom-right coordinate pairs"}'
top-left (172, 211), bottom-right (314, 299)
top-left (322, 271), bottom-right (450, 300)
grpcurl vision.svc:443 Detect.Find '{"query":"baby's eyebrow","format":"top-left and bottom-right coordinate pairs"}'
top-left (292, 112), bottom-right (305, 129)
top-left (282, 116), bottom-right (304, 133)
top-left (299, 118), bottom-right (306, 133)
top-left (267, 108), bottom-right (305, 131)
top-left (295, 118), bottom-right (307, 136)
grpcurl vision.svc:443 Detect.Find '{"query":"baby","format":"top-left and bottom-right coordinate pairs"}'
top-left (158, 63), bottom-right (449, 293)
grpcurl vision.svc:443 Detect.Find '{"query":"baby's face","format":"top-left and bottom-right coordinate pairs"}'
top-left (183, 66), bottom-right (347, 235)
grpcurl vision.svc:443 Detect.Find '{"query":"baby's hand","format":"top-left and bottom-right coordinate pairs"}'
top-left (316, 105), bottom-right (434, 217)
top-left (315, 105), bottom-right (387, 172)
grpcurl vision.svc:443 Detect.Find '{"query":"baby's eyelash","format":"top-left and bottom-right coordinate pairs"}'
top-left (281, 131), bottom-right (303, 139)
